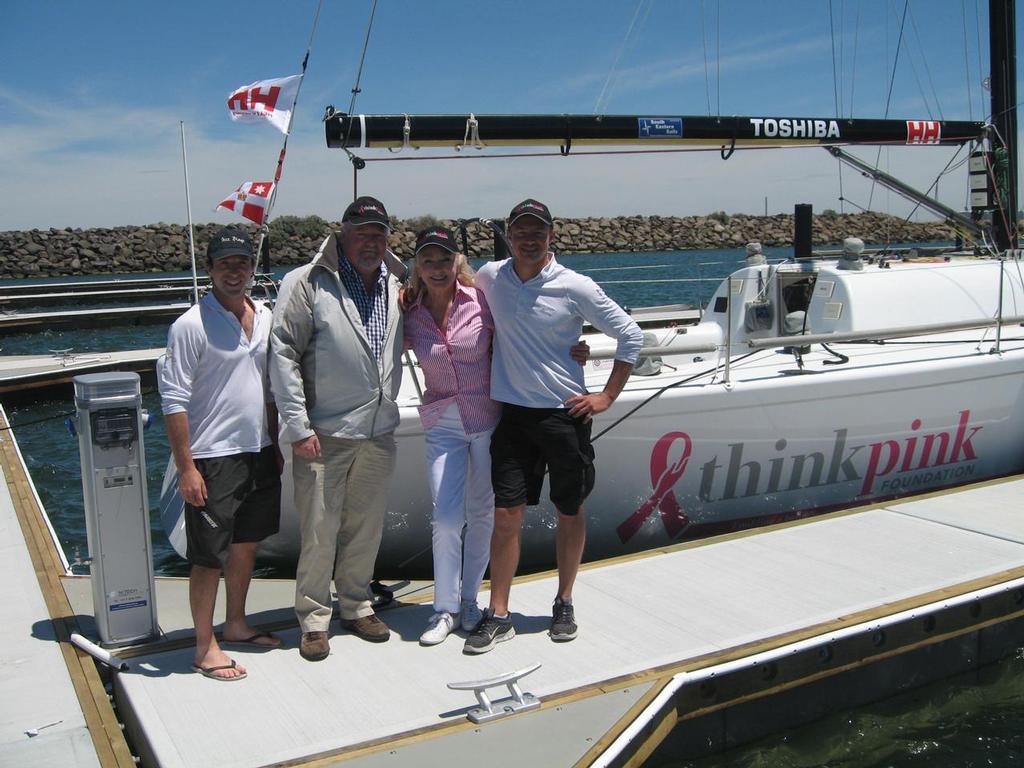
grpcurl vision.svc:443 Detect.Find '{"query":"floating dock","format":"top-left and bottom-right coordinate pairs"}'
top-left (2, 402), bottom-right (1022, 767)
top-left (0, 274), bottom-right (277, 333)
top-left (0, 305), bottom-right (190, 333)
top-left (0, 275), bottom-right (210, 297)
top-left (0, 349), bottom-right (164, 398)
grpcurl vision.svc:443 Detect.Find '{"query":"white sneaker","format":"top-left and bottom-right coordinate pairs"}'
top-left (420, 611), bottom-right (458, 646)
top-left (460, 601), bottom-right (483, 632)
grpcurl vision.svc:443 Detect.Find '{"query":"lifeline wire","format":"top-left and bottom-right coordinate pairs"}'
top-left (592, 352), bottom-right (759, 443)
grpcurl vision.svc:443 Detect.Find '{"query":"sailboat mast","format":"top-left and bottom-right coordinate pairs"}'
top-left (990, 0), bottom-right (1018, 250)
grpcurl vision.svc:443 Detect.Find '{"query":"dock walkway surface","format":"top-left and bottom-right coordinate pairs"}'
top-left (2, 394), bottom-right (1023, 766)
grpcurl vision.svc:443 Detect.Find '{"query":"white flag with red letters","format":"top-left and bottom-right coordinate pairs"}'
top-left (226, 75), bottom-right (301, 134)
top-left (217, 181), bottom-right (275, 226)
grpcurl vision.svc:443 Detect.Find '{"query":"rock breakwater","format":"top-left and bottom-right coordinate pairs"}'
top-left (0, 212), bottom-right (957, 279)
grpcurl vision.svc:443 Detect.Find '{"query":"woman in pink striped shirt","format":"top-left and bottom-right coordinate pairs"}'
top-left (403, 226), bottom-right (502, 645)
top-left (403, 226), bottom-right (587, 646)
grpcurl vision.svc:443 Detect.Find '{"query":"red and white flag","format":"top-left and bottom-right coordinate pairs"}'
top-left (217, 181), bottom-right (275, 226)
top-left (226, 74), bottom-right (302, 134)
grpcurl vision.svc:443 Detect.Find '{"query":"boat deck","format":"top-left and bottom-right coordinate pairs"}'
top-left (3, 398), bottom-right (1024, 767)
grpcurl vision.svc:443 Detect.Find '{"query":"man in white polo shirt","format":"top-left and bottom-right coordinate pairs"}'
top-left (158, 227), bottom-right (282, 681)
top-left (465, 199), bottom-right (644, 654)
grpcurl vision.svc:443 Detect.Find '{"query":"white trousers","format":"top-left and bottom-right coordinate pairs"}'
top-left (425, 403), bottom-right (495, 613)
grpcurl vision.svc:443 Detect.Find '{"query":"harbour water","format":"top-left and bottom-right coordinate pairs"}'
top-left (3, 244), bottom-right (1021, 766)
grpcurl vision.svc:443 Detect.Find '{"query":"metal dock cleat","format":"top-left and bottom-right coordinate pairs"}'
top-left (447, 663), bottom-right (542, 723)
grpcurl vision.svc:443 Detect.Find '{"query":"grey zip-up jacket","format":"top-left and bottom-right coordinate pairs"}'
top-left (269, 234), bottom-right (406, 444)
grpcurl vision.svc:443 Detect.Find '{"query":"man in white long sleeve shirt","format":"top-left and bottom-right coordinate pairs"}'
top-left (465, 199), bottom-right (643, 654)
top-left (158, 227), bottom-right (282, 681)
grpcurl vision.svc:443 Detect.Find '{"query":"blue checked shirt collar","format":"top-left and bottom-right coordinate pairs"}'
top-left (336, 243), bottom-right (389, 363)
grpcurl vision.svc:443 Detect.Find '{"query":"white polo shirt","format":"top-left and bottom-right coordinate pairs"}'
top-left (158, 292), bottom-right (273, 459)
top-left (476, 256), bottom-right (643, 408)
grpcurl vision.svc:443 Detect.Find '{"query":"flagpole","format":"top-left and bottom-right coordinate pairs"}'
top-left (254, 0), bottom-right (325, 271)
top-left (179, 121), bottom-right (200, 305)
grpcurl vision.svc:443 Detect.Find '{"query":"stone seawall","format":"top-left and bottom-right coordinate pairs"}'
top-left (0, 212), bottom-right (957, 279)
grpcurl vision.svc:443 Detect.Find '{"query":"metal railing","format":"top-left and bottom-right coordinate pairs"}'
top-left (747, 314), bottom-right (1024, 350)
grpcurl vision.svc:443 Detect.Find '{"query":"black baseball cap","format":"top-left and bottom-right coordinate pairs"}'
top-left (342, 196), bottom-right (391, 230)
top-left (415, 226), bottom-right (459, 255)
top-left (207, 227), bottom-right (255, 262)
top-left (508, 198), bottom-right (553, 226)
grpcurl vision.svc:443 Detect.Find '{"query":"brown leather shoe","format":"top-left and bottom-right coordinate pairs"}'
top-left (341, 613), bottom-right (391, 642)
top-left (299, 631), bottom-right (330, 661)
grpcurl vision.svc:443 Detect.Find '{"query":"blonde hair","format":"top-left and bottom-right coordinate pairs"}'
top-left (403, 249), bottom-right (475, 307)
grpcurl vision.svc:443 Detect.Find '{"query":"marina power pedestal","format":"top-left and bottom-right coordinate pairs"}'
top-left (73, 372), bottom-right (159, 646)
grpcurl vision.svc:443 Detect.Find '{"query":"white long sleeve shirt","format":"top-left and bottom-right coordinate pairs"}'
top-left (475, 256), bottom-right (643, 408)
top-left (157, 292), bottom-right (273, 458)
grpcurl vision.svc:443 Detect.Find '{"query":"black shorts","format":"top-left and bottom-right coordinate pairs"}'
top-left (490, 404), bottom-right (596, 516)
top-left (185, 445), bottom-right (282, 569)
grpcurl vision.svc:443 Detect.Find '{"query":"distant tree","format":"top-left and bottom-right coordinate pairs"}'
top-left (269, 215), bottom-right (330, 240)
top-left (708, 210), bottom-right (731, 224)
top-left (400, 214), bottom-right (441, 231)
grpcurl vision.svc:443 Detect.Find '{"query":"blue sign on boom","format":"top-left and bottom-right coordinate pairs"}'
top-left (638, 117), bottom-right (683, 138)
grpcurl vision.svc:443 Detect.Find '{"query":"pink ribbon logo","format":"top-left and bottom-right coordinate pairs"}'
top-left (617, 431), bottom-right (692, 542)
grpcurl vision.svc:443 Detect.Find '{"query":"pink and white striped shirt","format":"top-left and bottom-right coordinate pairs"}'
top-left (404, 283), bottom-right (501, 434)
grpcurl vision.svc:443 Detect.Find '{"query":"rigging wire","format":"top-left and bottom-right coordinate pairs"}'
top-left (593, 0), bottom-right (651, 115)
top-left (897, 143), bottom-right (971, 225)
top-left (715, 0), bottom-right (721, 116)
top-left (975, 0), bottom-right (986, 120)
top-left (905, 1), bottom-right (943, 121)
top-left (338, 0), bottom-right (380, 181)
top-left (700, 0), bottom-right (712, 116)
top-left (867, 0), bottom-right (910, 212)
top-left (962, 0), bottom-right (974, 121)
top-left (345, 0), bottom-right (379, 118)
top-left (829, 1), bottom-right (841, 118)
top-left (849, 2), bottom-right (860, 117)
top-left (839, 0), bottom-right (845, 117)
top-left (592, 352), bottom-right (760, 443)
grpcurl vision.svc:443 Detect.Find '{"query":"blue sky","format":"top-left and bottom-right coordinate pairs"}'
top-left (1, 0), bottom-right (1019, 230)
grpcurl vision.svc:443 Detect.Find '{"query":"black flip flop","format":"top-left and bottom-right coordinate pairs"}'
top-left (192, 659), bottom-right (247, 681)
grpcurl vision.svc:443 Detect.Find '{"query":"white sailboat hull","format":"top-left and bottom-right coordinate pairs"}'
top-left (160, 256), bottom-right (1024, 575)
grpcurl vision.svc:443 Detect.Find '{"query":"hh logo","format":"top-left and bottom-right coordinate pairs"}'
top-left (617, 432), bottom-right (691, 542)
top-left (227, 85), bottom-right (282, 115)
top-left (906, 120), bottom-right (941, 144)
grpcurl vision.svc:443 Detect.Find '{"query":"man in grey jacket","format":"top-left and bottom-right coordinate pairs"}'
top-left (269, 196), bottom-right (406, 662)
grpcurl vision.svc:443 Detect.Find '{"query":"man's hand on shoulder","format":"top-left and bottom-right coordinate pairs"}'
top-left (293, 434), bottom-right (322, 459)
top-left (179, 466), bottom-right (208, 508)
top-left (564, 392), bottom-right (613, 423)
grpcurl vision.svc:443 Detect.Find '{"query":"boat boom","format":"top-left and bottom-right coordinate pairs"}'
top-left (324, 111), bottom-right (986, 151)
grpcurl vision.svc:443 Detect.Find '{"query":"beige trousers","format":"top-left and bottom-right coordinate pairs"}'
top-left (293, 432), bottom-right (396, 631)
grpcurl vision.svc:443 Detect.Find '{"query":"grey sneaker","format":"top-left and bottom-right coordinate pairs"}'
top-left (463, 609), bottom-right (515, 654)
top-left (460, 600), bottom-right (483, 632)
top-left (550, 597), bottom-right (577, 641)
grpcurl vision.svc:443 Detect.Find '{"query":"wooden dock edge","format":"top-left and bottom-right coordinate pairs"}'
top-left (0, 406), bottom-right (136, 768)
